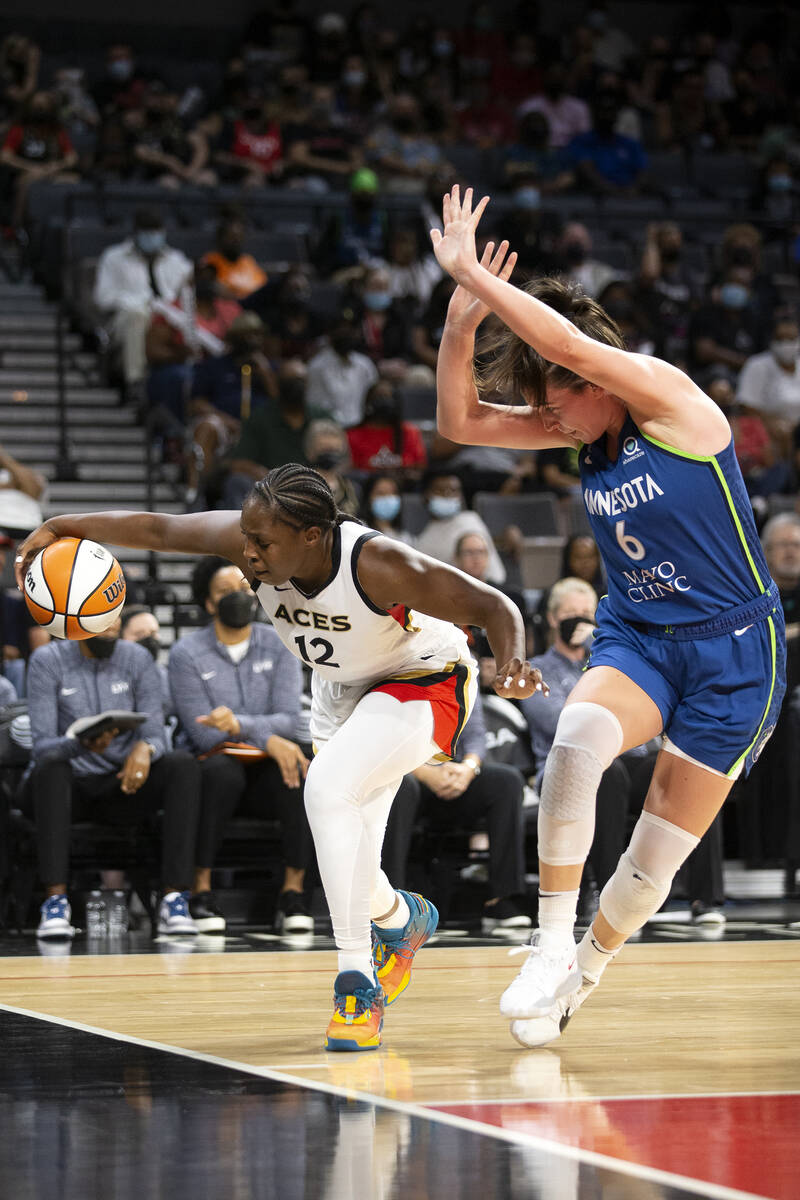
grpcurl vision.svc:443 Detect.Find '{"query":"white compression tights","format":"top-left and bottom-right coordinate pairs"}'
top-left (303, 691), bottom-right (439, 970)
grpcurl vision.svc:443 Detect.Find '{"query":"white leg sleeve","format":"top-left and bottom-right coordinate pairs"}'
top-left (599, 810), bottom-right (700, 938)
top-left (538, 702), bottom-right (624, 866)
top-left (303, 691), bottom-right (437, 956)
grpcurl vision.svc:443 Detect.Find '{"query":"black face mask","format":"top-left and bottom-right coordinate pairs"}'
top-left (195, 281), bottom-right (217, 302)
top-left (216, 590), bottom-right (256, 630)
top-left (136, 635), bottom-right (161, 661)
top-left (558, 616), bottom-right (597, 647)
top-left (331, 334), bottom-right (358, 357)
top-left (564, 242), bottom-right (587, 265)
top-left (660, 246), bottom-right (680, 263)
top-left (310, 451), bottom-right (345, 471)
top-left (86, 636), bottom-right (117, 660)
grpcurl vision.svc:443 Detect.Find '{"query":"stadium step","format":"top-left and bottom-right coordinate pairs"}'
top-left (47, 481), bottom-right (176, 503)
top-left (1, 406), bottom-right (136, 424)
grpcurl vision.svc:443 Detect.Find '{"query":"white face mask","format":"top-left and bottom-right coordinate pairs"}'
top-left (771, 339), bottom-right (800, 365)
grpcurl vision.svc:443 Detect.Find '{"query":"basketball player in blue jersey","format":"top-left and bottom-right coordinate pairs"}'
top-left (431, 185), bottom-right (786, 1047)
top-left (15, 464), bottom-right (546, 1051)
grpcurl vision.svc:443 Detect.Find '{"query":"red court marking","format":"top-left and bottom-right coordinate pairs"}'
top-left (431, 1094), bottom-right (799, 1200)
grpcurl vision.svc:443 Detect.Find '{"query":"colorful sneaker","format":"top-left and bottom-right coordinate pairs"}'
top-left (36, 894), bottom-right (74, 940)
top-left (499, 930), bottom-right (579, 1018)
top-left (324, 971), bottom-right (384, 1052)
top-left (372, 890), bottom-right (438, 1006)
top-left (158, 891), bottom-right (198, 935)
top-left (509, 969), bottom-right (599, 1048)
top-left (188, 890), bottom-right (226, 933)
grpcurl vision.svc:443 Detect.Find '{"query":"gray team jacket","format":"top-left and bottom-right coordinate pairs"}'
top-left (27, 639), bottom-right (167, 776)
top-left (167, 622), bottom-right (302, 754)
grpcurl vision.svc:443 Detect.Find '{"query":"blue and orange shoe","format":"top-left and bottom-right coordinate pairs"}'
top-left (324, 970), bottom-right (384, 1052)
top-left (372, 890), bottom-right (439, 1006)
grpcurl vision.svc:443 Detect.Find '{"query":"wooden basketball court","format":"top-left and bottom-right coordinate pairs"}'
top-left (2, 935), bottom-right (798, 1198)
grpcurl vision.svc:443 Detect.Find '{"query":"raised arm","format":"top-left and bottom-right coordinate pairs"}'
top-left (436, 253), bottom-right (579, 451)
top-left (357, 535), bottom-right (548, 701)
top-left (15, 509), bottom-right (248, 591)
top-left (432, 186), bottom-right (729, 452)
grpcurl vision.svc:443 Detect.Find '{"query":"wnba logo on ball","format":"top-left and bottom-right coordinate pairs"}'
top-left (102, 575), bottom-right (125, 604)
top-left (622, 436), bottom-right (644, 464)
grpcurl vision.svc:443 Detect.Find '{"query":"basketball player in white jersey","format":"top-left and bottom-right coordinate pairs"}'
top-left (17, 463), bottom-right (546, 1051)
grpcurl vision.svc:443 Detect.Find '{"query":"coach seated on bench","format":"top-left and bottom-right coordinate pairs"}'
top-left (168, 556), bottom-right (313, 935)
top-left (23, 616), bottom-right (201, 940)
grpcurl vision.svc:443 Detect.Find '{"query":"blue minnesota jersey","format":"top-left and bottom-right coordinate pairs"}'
top-left (579, 415), bottom-right (774, 627)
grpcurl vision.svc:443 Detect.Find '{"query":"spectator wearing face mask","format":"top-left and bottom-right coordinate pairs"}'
top-left (557, 222), bottom-right (620, 298)
top-left (689, 264), bottom-right (767, 376)
top-left (719, 224), bottom-right (779, 327)
top-left (346, 380), bottom-right (427, 479)
top-left (283, 82), bottom-right (362, 191)
top-left (312, 168), bottom-right (389, 276)
top-left (91, 44), bottom-right (152, 116)
top-left (213, 93), bottom-right (284, 188)
top-left (702, 367), bottom-right (787, 498)
top-left (221, 359), bottom-right (328, 508)
top-left (120, 604), bottom-right (171, 706)
top-left (202, 211), bottom-right (268, 300)
top-left (517, 64), bottom-right (591, 149)
top-left (752, 155), bottom-right (798, 224)
top-left (1, 90), bottom-right (79, 227)
top-left (636, 222), bottom-right (703, 369)
top-left (563, 86), bottom-right (647, 194)
top-left (305, 317), bottom-right (378, 428)
top-left (0, 33), bottom-right (40, 123)
top-left (415, 469), bottom-right (506, 584)
top-left (351, 265), bottom-right (421, 381)
top-left (23, 616), bottom-right (201, 940)
top-left (366, 93), bottom-right (449, 194)
top-left (303, 419), bottom-right (360, 517)
top-left (93, 207), bottom-right (192, 404)
top-left (132, 81), bottom-right (216, 189)
top-left (503, 111), bottom-right (575, 195)
top-left (383, 226), bottom-right (443, 312)
top-left (502, 171), bottom-right (564, 276)
top-left (736, 314), bottom-right (800, 462)
top-left (169, 558), bottom-right (313, 934)
top-left (360, 475), bottom-right (414, 545)
top-left (187, 312), bottom-right (278, 503)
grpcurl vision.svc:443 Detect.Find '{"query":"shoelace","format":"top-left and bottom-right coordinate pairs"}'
top-left (334, 987), bottom-right (380, 1018)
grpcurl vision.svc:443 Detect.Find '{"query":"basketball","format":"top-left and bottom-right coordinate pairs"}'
top-left (23, 537), bottom-right (126, 640)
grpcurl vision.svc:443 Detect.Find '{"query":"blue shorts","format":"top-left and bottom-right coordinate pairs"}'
top-left (587, 597), bottom-right (786, 778)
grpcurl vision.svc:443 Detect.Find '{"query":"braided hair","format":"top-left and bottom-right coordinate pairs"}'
top-left (249, 463), bottom-right (361, 531)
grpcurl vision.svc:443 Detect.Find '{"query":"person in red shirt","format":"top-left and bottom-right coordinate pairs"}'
top-left (1, 90), bottom-right (78, 226)
top-left (214, 94), bottom-right (283, 187)
top-left (347, 380), bottom-right (427, 482)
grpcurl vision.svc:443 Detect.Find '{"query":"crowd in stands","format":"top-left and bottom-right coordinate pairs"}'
top-left (2, 0), bottom-right (800, 935)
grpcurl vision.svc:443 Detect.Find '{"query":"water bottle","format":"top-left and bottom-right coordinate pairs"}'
top-left (86, 890), bottom-right (107, 937)
top-left (108, 890), bottom-right (129, 935)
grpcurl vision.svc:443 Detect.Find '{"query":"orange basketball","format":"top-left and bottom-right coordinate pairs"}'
top-left (23, 537), bottom-right (126, 640)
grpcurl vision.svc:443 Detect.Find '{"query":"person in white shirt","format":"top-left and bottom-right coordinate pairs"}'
top-left (415, 469), bottom-right (506, 584)
top-left (384, 227), bottom-right (443, 311)
top-left (93, 206), bottom-right (192, 399)
top-left (558, 223), bottom-right (621, 299)
top-left (305, 318), bottom-right (378, 428)
top-left (736, 314), bottom-right (800, 459)
top-left (517, 65), bottom-right (591, 149)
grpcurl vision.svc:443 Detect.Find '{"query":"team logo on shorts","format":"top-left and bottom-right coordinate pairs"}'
top-left (622, 436), bottom-right (644, 465)
top-left (752, 724), bottom-right (776, 762)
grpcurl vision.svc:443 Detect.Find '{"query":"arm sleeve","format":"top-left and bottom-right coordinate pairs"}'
top-left (236, 642), bottom-right (302, 747)
top-left (27, 652), bottom-right (83, 762)
top-left (167, 643), bottom-right (226, 754)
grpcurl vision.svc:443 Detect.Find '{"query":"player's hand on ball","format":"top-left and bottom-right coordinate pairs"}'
top-left (14, 523), bottom-right (58, 591)
top-left (494, 658), bottom-right (548, 700)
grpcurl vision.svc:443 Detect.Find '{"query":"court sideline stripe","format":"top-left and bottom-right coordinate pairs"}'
top-left (0, 1001), bottom-right (770, 1200)
top-left (420, 1089), bottom-right (800, 1106)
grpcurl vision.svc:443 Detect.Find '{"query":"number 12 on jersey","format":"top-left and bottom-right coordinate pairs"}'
top-left (294, 634), bottom-right (340, 668)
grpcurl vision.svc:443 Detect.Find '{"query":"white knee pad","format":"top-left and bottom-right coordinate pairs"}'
top-left (537, 702), bottom-right (624, 866)
top-left (599, 811), bottom-right (700, 938)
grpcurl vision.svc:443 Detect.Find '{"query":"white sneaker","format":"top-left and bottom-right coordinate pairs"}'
top-left (499, 930), bottom-right (579, 1018)
top-left (37, 894), bottom-right (75, 940)
top-left (158, 891), bottom-right (198, 935)
top-left (510, 970), bottom-right (599, 1048)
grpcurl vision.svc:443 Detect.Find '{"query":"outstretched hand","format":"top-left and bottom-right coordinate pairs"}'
top-left (446, 238), bottom-right (517, 333)
top-left (430, 184), bottom-right (490, 283)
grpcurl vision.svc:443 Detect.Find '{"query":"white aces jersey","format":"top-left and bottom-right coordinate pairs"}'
top-left (254, 521), bottom-right (470, 691)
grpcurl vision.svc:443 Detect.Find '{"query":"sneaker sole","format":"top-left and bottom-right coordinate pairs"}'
top-left (482, 918), bottom-right (533, 934)
top-left (324, 1034), bottom-right (382, 1052)
top-left (158, 924), bottom-right (199, 935)
top-left (36, 926), bottom-right (75, 940)
top-left (192, 916), bottom-right (226, 933)
top-left (278, 914), bottom-right (315, 934)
